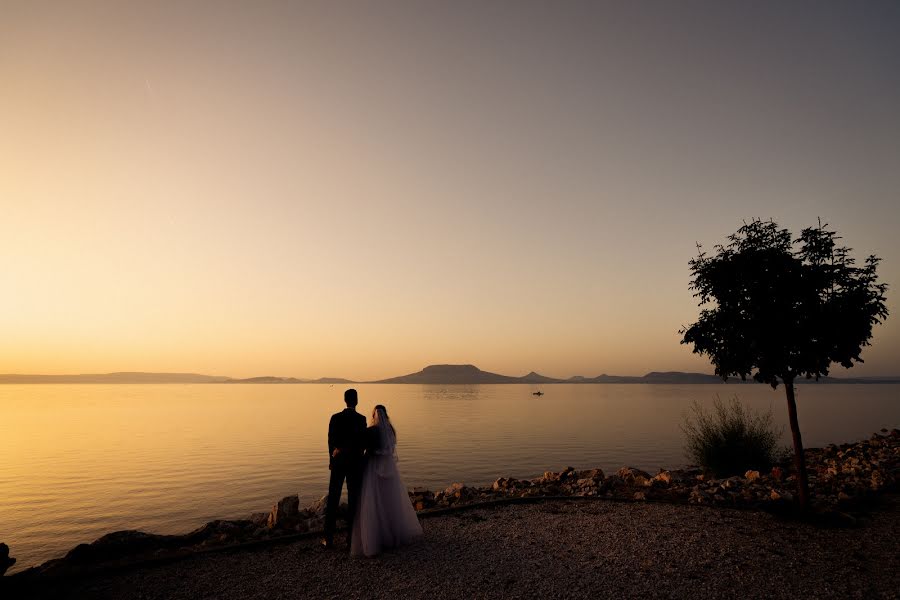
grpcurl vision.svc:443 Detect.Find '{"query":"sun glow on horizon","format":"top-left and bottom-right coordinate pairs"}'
top-left (2, 3), bottom-right (899, 380)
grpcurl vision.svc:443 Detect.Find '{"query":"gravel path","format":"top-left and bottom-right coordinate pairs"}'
top-left (14, 496), bottom-right (900, 600)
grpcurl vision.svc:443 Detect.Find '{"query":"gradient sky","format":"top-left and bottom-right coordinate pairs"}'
top-left (2, 1), bottom-right (899, 380)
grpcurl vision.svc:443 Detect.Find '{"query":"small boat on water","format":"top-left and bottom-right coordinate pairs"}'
top-left (532, 391), bottom-right (544, 396)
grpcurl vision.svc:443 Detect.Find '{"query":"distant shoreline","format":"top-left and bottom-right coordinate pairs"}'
top-left (2, 364), bottom-right (899, 386)
top-left (4, 379), bottom-right (900, 385)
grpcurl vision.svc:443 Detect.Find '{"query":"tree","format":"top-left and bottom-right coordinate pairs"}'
top-left (680, 219), bottom-right (888, 510)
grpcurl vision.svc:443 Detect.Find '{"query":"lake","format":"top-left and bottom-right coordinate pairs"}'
top-left (2, 383), bottom-right (898, 573)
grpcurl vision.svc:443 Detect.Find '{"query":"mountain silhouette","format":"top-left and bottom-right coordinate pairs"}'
top-left (2, 368), bottom-right (896, 385)
top-left (0, 372), bottom-right (230, 384)
top-left (374, 364), bottom-right (524, 384)
top-left (226, 376), bottom-right (308, 384)
top-left (519, 371), bottom-right (560, 383)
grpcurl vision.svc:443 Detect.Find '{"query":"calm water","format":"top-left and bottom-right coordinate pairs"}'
top-left (1, 383), bottom-right (898, 572)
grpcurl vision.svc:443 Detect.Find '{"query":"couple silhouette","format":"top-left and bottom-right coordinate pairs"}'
top-left (323, 389), bottom-right (422, 557)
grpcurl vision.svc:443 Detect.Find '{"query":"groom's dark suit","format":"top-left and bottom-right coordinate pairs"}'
top-left (324, 407), bottom-right (367, 546)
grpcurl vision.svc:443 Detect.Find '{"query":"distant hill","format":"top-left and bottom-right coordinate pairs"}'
top-left (372, 365), bottom-right (727, 385)
top-left (519, 371), bottom-right (561, 384)
top-left (639, 371), bottom-right (730, 384)
top-left (224, 376), bottom-right (355, 384)
top-left (225, 376), bottom-right (309, 384)
top-left (375, 364), bottom-right (525, 384)
top-left (373, 365), bottom-right (900, 385)
top-left (2, 368), bottom-right (897, 385)
top-left (0, 372), bottom-right (230, 384)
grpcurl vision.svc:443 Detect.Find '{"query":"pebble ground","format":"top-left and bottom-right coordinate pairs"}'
top-left (13, 495), bottom-right (899, 600)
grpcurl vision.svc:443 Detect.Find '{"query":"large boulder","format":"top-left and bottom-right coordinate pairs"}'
top-left (184, 520), bottom-right (253, 545)
top-left (63, 531), bottom-right (178, 565)
top-left (267, 495), bottom-right (300, 529)
top-left (1, 542), bottom-right (14, 575)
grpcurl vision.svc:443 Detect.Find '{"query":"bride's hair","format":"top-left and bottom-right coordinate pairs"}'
top-left (372, 404), bottom-right (397, 441)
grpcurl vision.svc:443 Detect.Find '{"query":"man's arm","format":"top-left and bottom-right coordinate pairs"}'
top-left (328, 414), bottom-right (337, 466)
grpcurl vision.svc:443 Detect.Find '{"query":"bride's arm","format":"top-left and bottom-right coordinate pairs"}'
top-left (364, 426), bottom-right (379, 455)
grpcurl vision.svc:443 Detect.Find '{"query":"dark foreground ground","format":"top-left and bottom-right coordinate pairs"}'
top-left (9, 495), bottom-right (899, 600)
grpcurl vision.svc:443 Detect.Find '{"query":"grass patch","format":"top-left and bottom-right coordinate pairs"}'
top-left (682, 395), bottom-right (783, 477)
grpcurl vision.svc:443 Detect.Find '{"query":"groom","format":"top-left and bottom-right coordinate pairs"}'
top-left (323, 388), bottom-right (367, 549)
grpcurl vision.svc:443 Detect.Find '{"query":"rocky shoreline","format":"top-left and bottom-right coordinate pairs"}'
top-left (8, 429), bottom-right (898, 581)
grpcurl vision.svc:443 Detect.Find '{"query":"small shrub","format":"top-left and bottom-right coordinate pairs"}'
top-left (681, 396), bottom-right (783, 477)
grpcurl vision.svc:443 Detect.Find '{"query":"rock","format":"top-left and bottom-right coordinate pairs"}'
top-left (64, 531), bottom-right (178, 565)
top-left (249, 512), bottom-right (269, 527)
top-left (651, 471), bottom-right (673, 486)
top-left (408, 487), bottom-right (436, 510)
top-left (633, 491), bottom-right (646, 501)
top-left (542, 471), bottom-right (559, 483)
top-left (688, 487), bottom-right (710, 504)
top-left (309, 495), bottom-right (328, 517)
top-left (745, 470), bottom-right (761, 481)
top-left (618, 467), bottom-right (652, 487)
top-left (720, 478), bottom-right (736, 490)
top-left (267, 495), bottom-right (300, 529)
top-left (444, 482), bottom-right (465, 495)
top-left (1, 542), bottom-right (15, 576)
top-left (184, 520), bottom-right (253, 545)
top-left (579, 468), bottom-right (605, 481)
top-left (442, 482), bottom-right (475, 503)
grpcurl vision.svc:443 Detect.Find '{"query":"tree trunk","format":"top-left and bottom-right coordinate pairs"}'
top-left (784, 378), bottom-right (810, 511)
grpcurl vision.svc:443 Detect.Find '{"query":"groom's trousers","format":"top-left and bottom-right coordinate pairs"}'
top-left (324, 457), bottom-right (363, 545)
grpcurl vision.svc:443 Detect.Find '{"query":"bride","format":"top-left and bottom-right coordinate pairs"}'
top-left (350, 404), bottom-right (423, 557)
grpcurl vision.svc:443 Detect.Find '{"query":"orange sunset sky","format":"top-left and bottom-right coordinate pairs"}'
top-left (2, 2), bottom-right (899, 380)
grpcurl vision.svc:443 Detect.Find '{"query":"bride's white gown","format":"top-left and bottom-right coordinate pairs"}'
top-left (351, 418), bottom-right (423, 557)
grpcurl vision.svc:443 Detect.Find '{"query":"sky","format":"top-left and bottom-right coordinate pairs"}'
top-left (1, 1), bottom-right (899, 380)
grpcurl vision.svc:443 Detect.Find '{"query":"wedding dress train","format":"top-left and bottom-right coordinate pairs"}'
top-left (350, 409), bottom-right (422, 557)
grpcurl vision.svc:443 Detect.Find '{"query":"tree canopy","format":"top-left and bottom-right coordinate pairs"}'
top-left (681, 219), bottom-right (888, 387)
